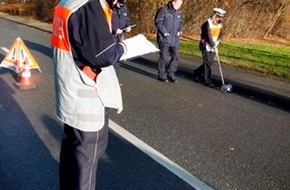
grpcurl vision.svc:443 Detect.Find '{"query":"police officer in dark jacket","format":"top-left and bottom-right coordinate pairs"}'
top-left (155, 0), bottom-right (183, 83)
top-left (112, 0), bottom-right (131, 43)
top-left (112, 0), bottom-right (131, 80)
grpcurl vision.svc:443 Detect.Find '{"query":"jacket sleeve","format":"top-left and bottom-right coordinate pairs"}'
top-left (68, 3), bottom-right (124, 69)
top-left (218, 27), bottom-right (224, 41)
top-left (178, 13), bottom-right (184, 32)
top-left (124, 6), bottom-right (131, 27)
top-left (201, 21), bottom-right (215, 47)
top-left (154, 7), bottom-right (167, 35)
top-left (111, 9), bottom-right (119, 35)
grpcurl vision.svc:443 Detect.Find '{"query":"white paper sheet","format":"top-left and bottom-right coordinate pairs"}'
top-left (120, 34), bottom-right (159, 61)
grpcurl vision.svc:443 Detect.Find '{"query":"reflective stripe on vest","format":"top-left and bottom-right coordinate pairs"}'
top-left (205, 18), bottom-right (222, 51)
top-left (51, 0), bottom-right (112, 52)
top-left (51, 0), bottom-right (122, 132)
top-left (51, 6), bottom-right (71, 52)
top-left (51, 0), bottom-right (113, 80)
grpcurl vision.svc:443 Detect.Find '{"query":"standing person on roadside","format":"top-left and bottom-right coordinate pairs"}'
top-left (193, 8), bottom-right (226, 87)
top-left (154, 0), bottom-right (184, 83)
top-left (51, 0), bottom-right (127, 189)
top-left (112, 0), bottom-right (131, 43)
top-left (112, 0), bottom-right (132, 82)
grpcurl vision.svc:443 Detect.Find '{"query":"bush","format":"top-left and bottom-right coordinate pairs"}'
top-left (127, 0), bottom-right (290, 41)
top-left (0, 3), bottom-right (34, 17)
top-left (33, 0), bottom-right (56, 23)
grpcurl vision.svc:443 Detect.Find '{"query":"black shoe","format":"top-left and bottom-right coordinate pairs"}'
top-left (193, 71), bottom-right (200, 82)
top-left (168, 76), bottom-right (178, 83)
top-left (158, 77), bottom-right (168, 82)
top-left (193, 75), bottom-right (200, 82)
top-left (205, 81), bottom-right (214, 88)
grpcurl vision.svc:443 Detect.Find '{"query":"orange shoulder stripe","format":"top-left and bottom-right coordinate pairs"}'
top-left (51, 5), bottom-right (71, 51)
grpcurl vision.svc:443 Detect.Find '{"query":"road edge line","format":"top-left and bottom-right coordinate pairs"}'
top-left (109, 120), bottom-right (215, 190)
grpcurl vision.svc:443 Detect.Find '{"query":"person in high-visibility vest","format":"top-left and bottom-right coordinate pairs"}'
top-left (51, 0), bottom-right (128, 189)
top-left (193, 8), bottom-right (226, 87)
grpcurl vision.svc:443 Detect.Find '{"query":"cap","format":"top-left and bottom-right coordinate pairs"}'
top-left (213, 8), bottom-right (226, 17)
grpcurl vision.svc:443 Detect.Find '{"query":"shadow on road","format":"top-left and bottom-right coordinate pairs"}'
top-left (0, 67), bottom-right (18, 81)
top-left (40, 114), bottom-right (194, 189)
top-left (0, 78), bottom-right (59, 190)
top-left (97, 131), bottom-right (195, 190)
top-left (121, 62), bottom-right (157, 80)
top-left (41, 115), bottom-right (63, 146)
top-left (23, 39), bottom-right (52, 58)
top-left (0, 54), bottom-right (18, 80)
top-left (126, 57), bottom-right (290, 112)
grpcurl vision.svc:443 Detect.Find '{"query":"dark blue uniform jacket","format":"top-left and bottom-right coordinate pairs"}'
top-left (112, 4), bottom-right (130, 43)
top-left (154, 2), bottom-right (183, 47)
top-left (68, 0), bottom-right (124, 70)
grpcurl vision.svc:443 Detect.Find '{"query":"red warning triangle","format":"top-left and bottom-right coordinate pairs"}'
top-left (0, 37), bottom-right (41, 73)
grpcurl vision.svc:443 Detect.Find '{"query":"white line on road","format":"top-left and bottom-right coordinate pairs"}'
top-left (109, 120), bottom-right (216, 190)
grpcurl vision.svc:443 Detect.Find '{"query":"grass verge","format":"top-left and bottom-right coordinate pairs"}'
top-left (179, 39), bottom-right (290, 80)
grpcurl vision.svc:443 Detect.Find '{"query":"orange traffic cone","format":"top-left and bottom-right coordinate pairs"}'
top-left (15, 58), bottom-right (36, 90)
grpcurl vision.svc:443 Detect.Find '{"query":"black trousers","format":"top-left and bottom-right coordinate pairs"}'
top-left (195, 50), bottom-right (216, 83)
top-left (59, 109), bottom-right (111, 190)
top-left (158, 45), bottom-right (180, 79)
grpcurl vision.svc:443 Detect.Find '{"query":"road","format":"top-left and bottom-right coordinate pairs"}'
top-left (0, 16), bottom-right (289, 190)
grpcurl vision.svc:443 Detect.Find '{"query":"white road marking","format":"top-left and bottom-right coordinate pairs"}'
top-left (109, 120), bottom-right (215, 190)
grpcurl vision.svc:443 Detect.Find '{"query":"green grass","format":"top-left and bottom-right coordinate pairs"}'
top-left (179, 40), bottom-right (290, 79)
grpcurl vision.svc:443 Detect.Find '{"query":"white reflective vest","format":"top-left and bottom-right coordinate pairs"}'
top-left (205, 18), bottom-right (223, 52)
top-left (51, 0), bottom-right (123, 132)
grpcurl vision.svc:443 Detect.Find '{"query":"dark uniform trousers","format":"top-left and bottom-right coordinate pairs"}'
top-left (158, 45), bottom-right (180, 79)
top-left (59, 108), bottom-right (111, 190)
top-left (195, 50), bottom-right (216, 83)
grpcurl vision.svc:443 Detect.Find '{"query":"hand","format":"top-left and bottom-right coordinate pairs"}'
top-left (116, 28), bottom-right (123, 35)
top-left (214, 40), bottom-right (220, 47)
top-left (125, 26), bottom-right (131, 33)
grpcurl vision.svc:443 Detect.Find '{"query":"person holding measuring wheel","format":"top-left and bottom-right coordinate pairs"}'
top-left (193, 8), bottom-right (226, 88)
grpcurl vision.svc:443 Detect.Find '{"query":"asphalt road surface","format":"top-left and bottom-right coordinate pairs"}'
top-left (0, 17), bottom-right (289, 190)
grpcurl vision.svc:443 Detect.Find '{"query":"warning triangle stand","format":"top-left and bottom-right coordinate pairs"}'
top-left (0, 37), bottom-right (41, 89)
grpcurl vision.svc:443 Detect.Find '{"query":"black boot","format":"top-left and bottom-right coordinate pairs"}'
top-left (193, 71), bottom-right (200, 82)
top-left (205, 80), bottom-right (214, 88)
